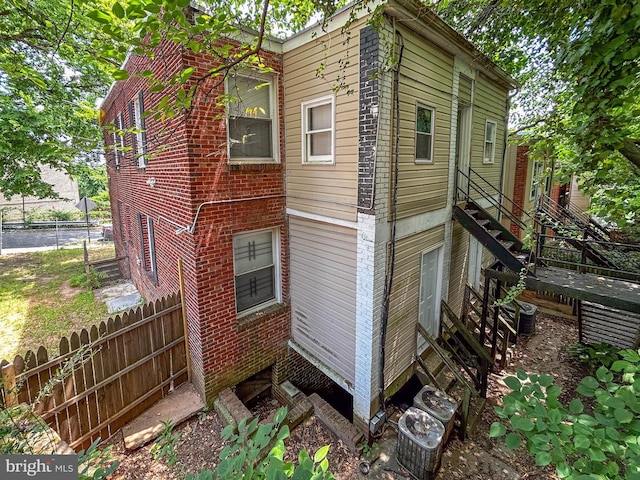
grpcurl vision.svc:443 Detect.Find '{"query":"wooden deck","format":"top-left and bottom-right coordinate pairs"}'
top-left (486, 266), bottom-right (640, 314)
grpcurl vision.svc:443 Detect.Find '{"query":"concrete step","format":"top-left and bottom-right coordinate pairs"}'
top-left (122, 383), bottom-right (204, 450)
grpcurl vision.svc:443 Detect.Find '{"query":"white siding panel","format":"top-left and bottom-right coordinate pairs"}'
top-left (290, 216), bottom-right (357, 385)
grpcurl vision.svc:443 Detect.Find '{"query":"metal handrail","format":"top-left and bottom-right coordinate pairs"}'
top-left (538, 193), bottom-right (610, 241)
top-left (538, 233), bottom-right (640, 281)
top-left (456, 167), bottom-right (532, 233)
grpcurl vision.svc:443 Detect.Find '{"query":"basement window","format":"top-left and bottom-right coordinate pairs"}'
top-left (233, 228), bottom-right (281, 315)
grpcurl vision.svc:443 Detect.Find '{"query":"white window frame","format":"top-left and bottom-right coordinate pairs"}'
top-left (111, 126), bottom-right (120, 169)
top-left (112, 113), bottom-right (125, 169)
top-left (530, 160), bottom-right (544, 201)
top-left (117, 112), bottom-right (126, 152)
top-left (133, 95), bottom-right (146, 168)
top-left (233, 227), bottom-right (281, 316)
top-left (225, 73), bottom-right (279, 164)
top-left (483, 119), bottom-right (497, 164)
top-left (415, 103), bottom-right (435, 164)
top-left (301, 95), bottom-right (335, 164)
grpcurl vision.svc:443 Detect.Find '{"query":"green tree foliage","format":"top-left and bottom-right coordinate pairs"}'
top-left (490, 349), bottom-right (640, 479)
top-left (0, 0), bottom-right (123, 199)
top-left (434, 0), bottom-right (640, 227)
top-left (77, 164), bottom-right (108, 199)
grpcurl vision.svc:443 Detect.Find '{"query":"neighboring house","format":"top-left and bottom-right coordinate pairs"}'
top-left (502, 142), bottom-right (592, 239)
top-left (0, 165), bottom-right (80, 221)
top-left (101, 0), bottom-right (515, 435)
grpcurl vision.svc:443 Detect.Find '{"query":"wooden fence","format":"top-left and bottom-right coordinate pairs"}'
top-left (0, 293), bottom-right (188, 450)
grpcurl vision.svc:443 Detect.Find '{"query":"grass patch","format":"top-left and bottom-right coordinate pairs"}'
top-left (0, 245), bottom-right (115, 362)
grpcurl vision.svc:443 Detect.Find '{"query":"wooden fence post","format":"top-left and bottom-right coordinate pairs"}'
top-left (178, 258), bottom-right (192, 383)
top-left (1, 363), bottom-right (18, 407)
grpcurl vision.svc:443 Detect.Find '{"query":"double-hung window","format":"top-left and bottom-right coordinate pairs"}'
top-left (227, 74), bottom-right (277, 162)
top-left (132, 92), bottom-right (147, 168)
top-left (483, 120), bottom-right (497, 164)
top-left (112, 113), bottom-right (126, 169)
top-left (233, 229), bottom-right (280, 314)
top-left (415, 104), bottom-right (435, 163)
top-left (301, 95), bottom-right (334, 164)
top-left (530, 161), bottom-right (544, 201)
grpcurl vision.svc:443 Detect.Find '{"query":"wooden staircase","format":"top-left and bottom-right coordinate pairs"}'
top-left (461, 283), bottom-right (518, 369)
top-left (453, 200), bottom-right (535, 276)
top-left (415, 300), bottom-right (492, 440)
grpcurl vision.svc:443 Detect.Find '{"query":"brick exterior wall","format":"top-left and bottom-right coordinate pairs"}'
top-left (101, 33), bottom-right (289, 404)
top-left (358, 25), bottom-right (379, 213)
top-left (510, 145), bottom-right (529, 238)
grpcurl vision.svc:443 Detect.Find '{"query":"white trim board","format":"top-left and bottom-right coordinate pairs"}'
top-left (286, 208), bottom-right (358, 230)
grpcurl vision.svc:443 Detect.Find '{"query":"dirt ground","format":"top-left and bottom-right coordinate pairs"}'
top-left (107, 311), bottom-right (584, 479)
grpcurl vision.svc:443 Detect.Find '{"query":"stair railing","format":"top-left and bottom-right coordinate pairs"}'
top-left (456, 167), bottom-right (533, 235)
top-left (538, 193), bottom-right (610, 242)
top-left (440, 301), bottom-right (492, 397)
top-left (537, 233), bottom-right (640, 282)
top-left (416, 323), bottom-right (475, 440)
top-left (463, 283), bottom-right (517, 369)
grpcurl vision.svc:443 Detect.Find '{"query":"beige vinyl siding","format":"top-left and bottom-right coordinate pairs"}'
top-left (289, 216), bottom-right (357, 385)
top-left (570, 176), bottom-right (590, 212)
top-left (447, 221), bottom-right (470, 317)
top-left (470, 74), bottom-right (507, 195)
top-left (384, 225), bottom-right (445, 388)
top-left (395, 26), bottom-right (453, 219)
top-left (284, 22), bottom-right (363, 222)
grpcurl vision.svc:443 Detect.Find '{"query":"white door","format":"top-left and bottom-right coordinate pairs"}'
top-left (418, 246), bottom-right (443, 351)
top-left (468, 237), bottom-right (484, 290)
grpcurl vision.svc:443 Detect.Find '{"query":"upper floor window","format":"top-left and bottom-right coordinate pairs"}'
top-left (416, 104), bottom-right (435, 163)
top-left (227, 74), bottom-right (278, 162)
top-left (233, 228), bottom-right (281, 315)
top-left (483, 120), bottom-right (497, 164)
top-left (112, 113), bottom-right (125, 169)
top-left (130, 91), bottom-right (147, 168)
top-left (530, 160), bottom-right (544, 201)
top-left (301, 95), bottom-right (334, 164)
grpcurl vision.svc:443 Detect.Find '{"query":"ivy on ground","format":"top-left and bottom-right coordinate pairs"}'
top-left (490, 348), bottom-right (640, 479)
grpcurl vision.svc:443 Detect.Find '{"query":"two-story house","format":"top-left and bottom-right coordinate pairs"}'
top-left (102, 0), bottom-right (516, 435)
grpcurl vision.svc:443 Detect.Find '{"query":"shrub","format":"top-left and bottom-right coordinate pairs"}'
top-left (566, 342), bottom-right (620, 370)
top-left (185, 407), bottom-right (334, 480)
top-left (490, 348), bottom-right (640, 479)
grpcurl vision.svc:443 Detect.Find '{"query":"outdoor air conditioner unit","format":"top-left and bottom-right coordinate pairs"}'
top-left (396, 407), bottom-right (445, 480)
top-left (414, 385), bottom-right (458, 444)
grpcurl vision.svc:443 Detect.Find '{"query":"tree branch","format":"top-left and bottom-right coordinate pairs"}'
top-left (53, 0), bottom-right (74, 56)
top-left (194, 0), bottom-right (270, 85)
top-left (619, 138), bottom-right (640, 170)
top-left (510, 118), bottom-right (546, 135)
